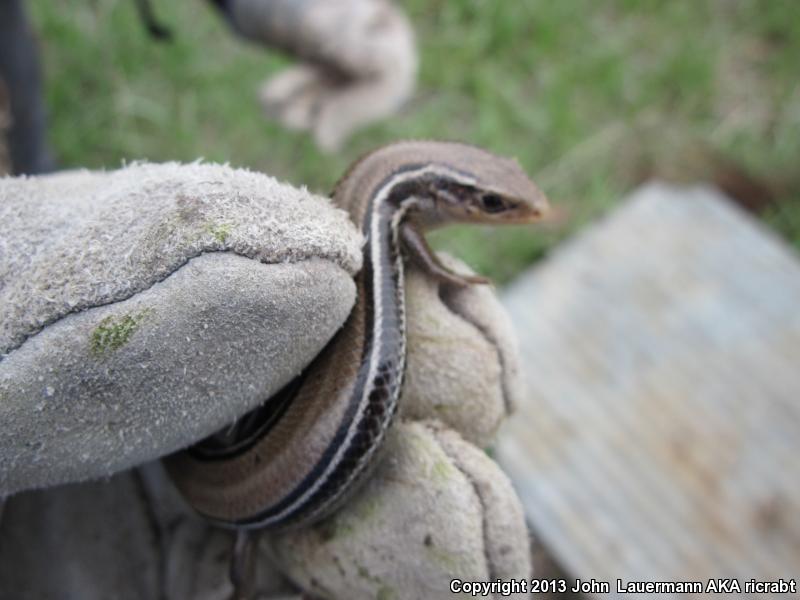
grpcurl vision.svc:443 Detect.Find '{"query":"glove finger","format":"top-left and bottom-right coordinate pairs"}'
top-left (232, 0), bottom-right (417, 150)
top-left (0, 162), bottom-right (361, 495)
top-left (259, 65), bottom-right (323, 130)
top-left (312, 75), bottom-right (412, 152)
top-left (265, 420), bottom-right (531, 600)
top-left (401, 254), bottom-right (525, 449)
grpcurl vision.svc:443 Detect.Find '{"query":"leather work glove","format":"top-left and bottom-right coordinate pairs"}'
top-left (224, 0), bottom-right (417, 152)
top-left (0, 163), bottom-right (530, 599)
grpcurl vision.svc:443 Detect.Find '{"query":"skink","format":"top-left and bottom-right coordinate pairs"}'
top-left (165, 140), bottom-right (548, 529)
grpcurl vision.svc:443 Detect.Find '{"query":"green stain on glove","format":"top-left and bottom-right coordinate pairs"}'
top-left (90, 310), bottom-right (152, 356)
top-left (355, 563), bottom-right (395, 599)
top-left (206, 221), bottom-right (232, 243)
top-left (376, 586), bottom-right (396, 600)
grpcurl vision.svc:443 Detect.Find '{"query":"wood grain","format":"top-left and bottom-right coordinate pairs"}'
top-left (498, 183), bottom-right (800, 596)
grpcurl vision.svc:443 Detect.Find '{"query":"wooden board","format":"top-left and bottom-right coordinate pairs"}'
top-left (497, 183), bottom-right (800, 598)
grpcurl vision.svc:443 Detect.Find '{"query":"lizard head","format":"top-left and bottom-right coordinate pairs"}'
top-left (334, 140), bottom-right (549, 229)
top-left (360, 141), bottom-right (550, 228)
top-left (426, 143), bottom-right (549, 226)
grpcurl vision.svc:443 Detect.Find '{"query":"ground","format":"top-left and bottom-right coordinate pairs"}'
top-left (27, 0), bottom-right (800, 281)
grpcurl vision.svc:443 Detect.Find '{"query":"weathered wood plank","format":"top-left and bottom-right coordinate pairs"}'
top-left (498, 183), bottom-right (800, 598)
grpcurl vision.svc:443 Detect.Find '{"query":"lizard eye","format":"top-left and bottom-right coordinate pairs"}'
top-left (480, 193), bottom-right (506, 213)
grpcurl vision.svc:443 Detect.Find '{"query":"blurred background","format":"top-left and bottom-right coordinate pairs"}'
top-left (18, 0), bottom-right (800, 283)
top-left (4, 1), bottom-right (800, 593)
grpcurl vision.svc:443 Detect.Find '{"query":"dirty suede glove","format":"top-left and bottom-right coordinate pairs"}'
top-left (225, 0), bottom-right (417, 152)
top-left (0, 164), bottom-right (530, 599)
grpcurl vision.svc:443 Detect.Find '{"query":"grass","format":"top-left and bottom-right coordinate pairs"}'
top-left (28, 0), bottom-right (800, 281)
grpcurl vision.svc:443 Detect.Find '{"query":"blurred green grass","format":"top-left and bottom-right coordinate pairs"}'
top-left (28, 0), bottom-right (800, 282)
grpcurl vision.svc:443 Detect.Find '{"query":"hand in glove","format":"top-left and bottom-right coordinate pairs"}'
top-left (0, 160), bottom-right (531, 599)
top-left (224, 0), bottom-right (417, 152)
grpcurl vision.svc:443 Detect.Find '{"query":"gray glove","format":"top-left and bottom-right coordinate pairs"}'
top-left (227, 0), bottom-right (417, 152)
top-left (0, 162), bottom-right (361, 493)
top-left (0, 163), bottom-right (530, 599)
